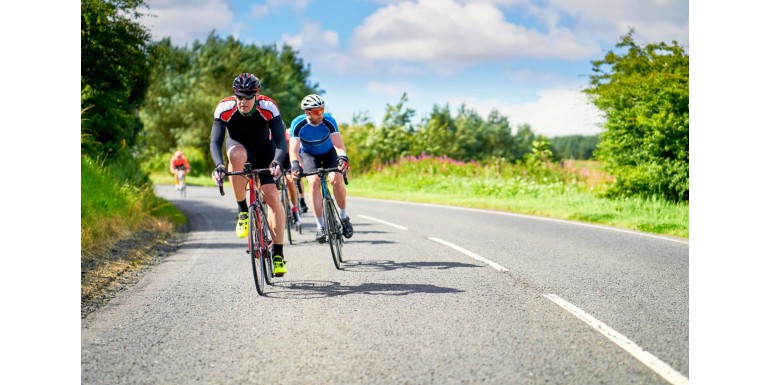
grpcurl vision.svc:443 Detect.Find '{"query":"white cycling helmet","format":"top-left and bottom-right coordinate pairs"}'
top-left (300, 94), bottom-right (325, 110)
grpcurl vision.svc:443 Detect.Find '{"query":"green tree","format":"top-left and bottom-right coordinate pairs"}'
top-left (512, 124), bottom-right (536, 160)
top-left (81, 0), bottom-right (152, 157)
top-left (550, 135), bottom-right (599, 160)
top-left (584, 29), bottom-right (689, 202)
top-left (366, 93), bottom-right (414, 165)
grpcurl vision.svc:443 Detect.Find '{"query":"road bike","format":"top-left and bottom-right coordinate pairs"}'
top-left (300, 167), bottom-right (348, 270)
top-left (218, 163), bottom-right (277, 295)
top-left (175, 166), bottom-right (187, 198)
top-left (275, 171), bottom-right (300, 245)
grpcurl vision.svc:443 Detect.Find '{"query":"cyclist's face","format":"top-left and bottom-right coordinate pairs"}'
top-left (304, 107), bottom-right (324, 124)
top-left (236, 93), bottom-right (257, 113)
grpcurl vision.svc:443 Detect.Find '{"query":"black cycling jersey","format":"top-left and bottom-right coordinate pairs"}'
top-left (210, 95), bottom-right (288, 168)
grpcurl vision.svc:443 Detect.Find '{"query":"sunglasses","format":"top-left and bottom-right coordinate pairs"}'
top-left (304, 107), bottom-right (324, 114)
top-left (236, 94), bottom-right (256, 101)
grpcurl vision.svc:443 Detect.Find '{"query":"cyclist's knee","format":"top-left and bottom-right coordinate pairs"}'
top-left (227, 146), bottom-right (247, 166)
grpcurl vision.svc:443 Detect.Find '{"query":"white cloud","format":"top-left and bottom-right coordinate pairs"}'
top-left (251, 0), bottom-right (312, 18)
top-left (281, 22), bottom-right (374, 74)
top-left (367, 81), bottom-right (415, 97)
top-left (548, 0), bottom-right (689, 46)
top-left (450, 88), bottom-right (605, 137)
top-left (349, 0), bottom-right (595, 69)
top-left (140, 0), bottom-right (233, 46)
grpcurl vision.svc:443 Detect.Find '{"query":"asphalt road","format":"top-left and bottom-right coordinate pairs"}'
top-left (81, 184), bottom-right (689, 385)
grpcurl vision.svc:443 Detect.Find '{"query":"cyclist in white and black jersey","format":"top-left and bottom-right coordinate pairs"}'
top-left (210, 73), bottom-right (288, 275)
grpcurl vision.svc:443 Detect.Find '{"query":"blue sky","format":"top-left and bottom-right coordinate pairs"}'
top-left (137, 0), bottom-right (689, 137)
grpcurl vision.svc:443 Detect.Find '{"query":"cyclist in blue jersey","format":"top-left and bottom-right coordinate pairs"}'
top-left (210, 73), bottom-right (288, 276)
top-left (289, 94), bottom-right (354, 243)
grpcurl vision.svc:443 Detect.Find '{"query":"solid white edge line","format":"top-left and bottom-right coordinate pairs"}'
top-left (428, 237), bottom-right (509, 272)
top-left (357, 214), bottom-right (408, 230)
top-left (544, 294), bottom-right (689, 385)
top-left (350, 197), bottom-right (688, 245)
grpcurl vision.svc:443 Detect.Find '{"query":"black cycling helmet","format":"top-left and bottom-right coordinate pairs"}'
top-left (232, 73), bottom-right (261, 97)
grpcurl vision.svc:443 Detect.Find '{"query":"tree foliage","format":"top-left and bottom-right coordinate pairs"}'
top-left (550, 135), bottom-right (599, 160)
top-left (340, 93), bottom-right (545, 172)
top-left (584, 29), bottom-right (689, 202)
top-left (81, 0), bottom-right (152, 157)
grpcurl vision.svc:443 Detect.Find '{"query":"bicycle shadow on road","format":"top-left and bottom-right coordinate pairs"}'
top-left (341, 259), bottom-right (482, 272)
top-left (267, 280), bottom-right (463, 298)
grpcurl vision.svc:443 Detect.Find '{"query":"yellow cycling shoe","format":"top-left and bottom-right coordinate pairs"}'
top-left (235, 212), bottom-right (248, 238)
top-left (273, 255), bottom-right (287, 276)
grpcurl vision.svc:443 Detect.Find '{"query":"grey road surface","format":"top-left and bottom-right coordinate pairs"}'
top-left (81, 185), bottom-right (689, 385)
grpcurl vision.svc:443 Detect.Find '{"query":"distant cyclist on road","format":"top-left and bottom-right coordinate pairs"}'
top-left (169, 150), bottom-right (190, 190)
top-left (210, 73), bottom-right (289, 276)
top-left (289, 94), bottom-right (353, 243)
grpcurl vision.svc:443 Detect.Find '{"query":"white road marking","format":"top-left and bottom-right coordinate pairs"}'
top-left (428, 237), bottom-right (509, 272)
top-left (544, 294), bottom-right (689, 385)
top-left (361, 207), bottom-right (687, 384)
top-left (358, 214), bottom-right (408, 230)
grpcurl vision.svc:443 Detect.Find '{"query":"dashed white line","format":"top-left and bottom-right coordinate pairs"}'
top-left (357, 214), bottom-right (408, 230)
top-left (544, 294), bottom-right (689, 385)
top-left (360, 212), bottom-right (687, 384)
top-left (428, 237), bottom-right (509, 272)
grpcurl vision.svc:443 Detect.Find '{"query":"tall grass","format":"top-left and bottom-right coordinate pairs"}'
top-left (347, 155), bottom-right (688, 238)
top-left (81, 155), bottom-right (185, 257)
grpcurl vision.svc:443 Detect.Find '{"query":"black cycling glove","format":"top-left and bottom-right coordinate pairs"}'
top-left (291, 160), bottom-right (302, 175)
top-left (212, 164), bottom-right (227, 183)
top-left (337, 155), bottom-right (349, 170)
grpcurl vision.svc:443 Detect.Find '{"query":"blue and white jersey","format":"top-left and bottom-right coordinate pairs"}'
top-left (289, 113), bottom-right (339, 156)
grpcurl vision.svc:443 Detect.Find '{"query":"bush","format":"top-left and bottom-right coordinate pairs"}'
top-left (140, 147), bottom-right (208, 177)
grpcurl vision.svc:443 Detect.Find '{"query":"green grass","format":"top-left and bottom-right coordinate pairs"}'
top-left (347, 157), bottom-right (688, 239)
top-left (82, 157), bottom-right (186, 256)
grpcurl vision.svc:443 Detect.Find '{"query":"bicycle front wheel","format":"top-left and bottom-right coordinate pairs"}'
top-left (261, 207), bottom-right (275, 285)
top-left (324, 198), bottom-right (344, 270)
top-left (282, 187), bottom-right (293, 245)
top-left (249, 206), bottom-right (267, 295)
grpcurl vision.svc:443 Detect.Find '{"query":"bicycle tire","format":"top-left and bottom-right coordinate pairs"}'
top-left (282, 186), bottom-right (293, 245)
top-left (325, 198), bottom-right (343, 270)
top-left (178, 172), bottom-right (186, 198)
top-left (329, 198), bottom-right (344, 264)
top-left (261, 206), bottom-right (275, 285)
top-left (249, 206), bottom-right (267, 295)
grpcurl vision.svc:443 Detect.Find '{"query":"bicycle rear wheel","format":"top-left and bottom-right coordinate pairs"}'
top-left (249, 206), bottom-right (267, 295)
top-left (324, 198), bottom-right (344, 270)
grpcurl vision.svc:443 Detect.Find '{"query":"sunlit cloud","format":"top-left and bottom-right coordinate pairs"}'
top-left (139, 0), bottom-right (233, 46)
top-left (450, 88), bottom-right (605, 137)
top-left (349, 0), bottom-right (594, 70)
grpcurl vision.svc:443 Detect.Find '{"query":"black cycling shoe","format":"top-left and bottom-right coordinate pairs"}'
top-left (341, 217), bottom-right (354, 238)
top-left (300, 199), bottom-right (309, 213)
top-left (315, 228), bottom-right (327, 243)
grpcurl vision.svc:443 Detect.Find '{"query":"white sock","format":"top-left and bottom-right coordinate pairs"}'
top-left (339, 208), bottom-right (347, 219)
top-left (316, 217), bottom-right (324, 229)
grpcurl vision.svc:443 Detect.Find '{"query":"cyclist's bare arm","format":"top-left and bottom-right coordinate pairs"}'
top-left (289, 137), bottom-right (301, 164)
top-left (330, 132), bottom-right (347, 156)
